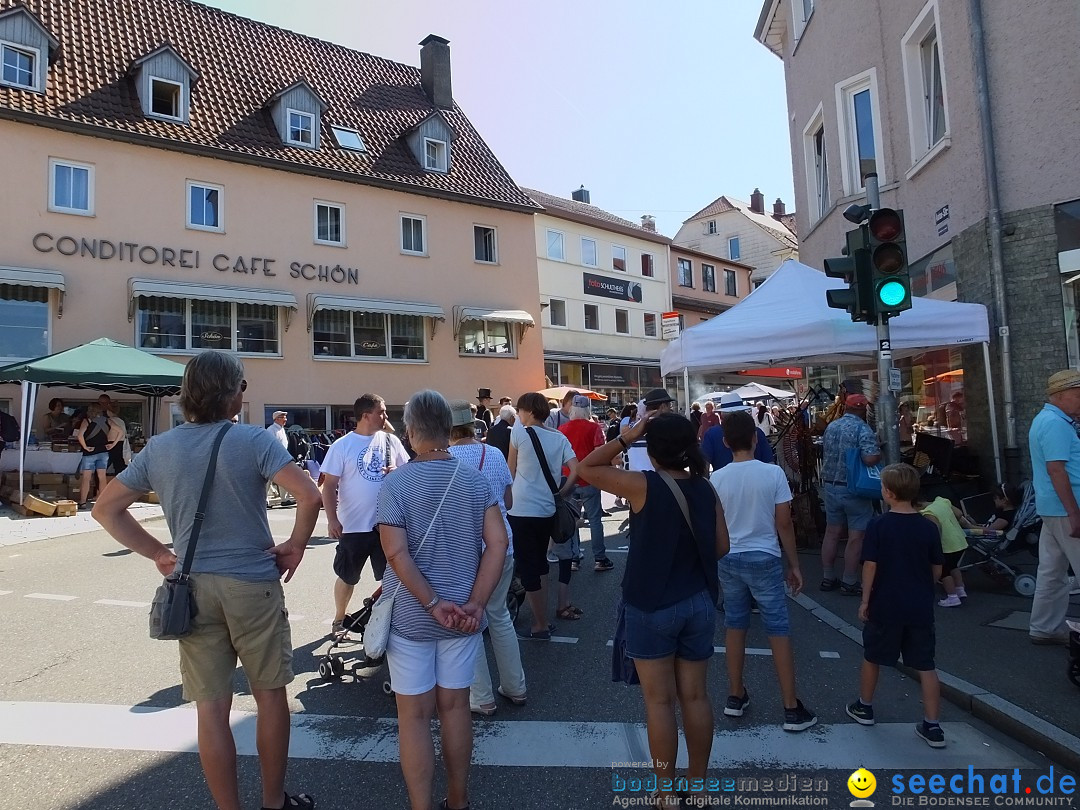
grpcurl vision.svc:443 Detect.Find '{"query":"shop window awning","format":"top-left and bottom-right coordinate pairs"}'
top-left (1, 266), bottom-right (66, 317)
top-left (453, 306), bottom-right (535, 337)
top-left (128, 278), bottom-right (298, 329)
top-left (307, 294), bottom-right (446, 336)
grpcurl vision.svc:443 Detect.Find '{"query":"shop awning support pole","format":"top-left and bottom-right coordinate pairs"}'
top-left (683, 367), bottom-right (690, 416)
top-left (982, 341), bottom-right (1003, 481)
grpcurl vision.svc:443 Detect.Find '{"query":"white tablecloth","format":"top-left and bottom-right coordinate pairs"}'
top-left (0, 448), bottom-right (82, 474)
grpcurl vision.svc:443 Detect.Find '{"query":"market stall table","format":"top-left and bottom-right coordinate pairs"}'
top-left (0, 448), bottom-right (81, 474)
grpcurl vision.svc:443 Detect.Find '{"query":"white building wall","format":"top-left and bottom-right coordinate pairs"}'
top-left (675, 210), bottom-right (795, 279)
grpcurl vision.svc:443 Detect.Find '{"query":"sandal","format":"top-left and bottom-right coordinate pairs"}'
top-left (498, 685), bottom-right (527, 705)
top-left (556, 605), bottom-right (582, 620)
top-left (470, 702), bottom-right (497, 717)
top-left (261, 792), bottom-right (315, 810)
top-left (819, 578), bottom-right (840, 592)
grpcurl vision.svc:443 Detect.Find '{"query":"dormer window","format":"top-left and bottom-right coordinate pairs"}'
top-left (287, 109), bottom-right (315, 147)
top-left (1, 42), bottom-right (36, 89)
top-left (149, 77), bottom-right (183, 119)
top-left (331, 126), bottom-right (366, 152)
top-left (424, 138), bottom-right (447, 172)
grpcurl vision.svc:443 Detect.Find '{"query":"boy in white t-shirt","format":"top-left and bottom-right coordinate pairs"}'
top-left (710, 410), bottom-right (817, 733)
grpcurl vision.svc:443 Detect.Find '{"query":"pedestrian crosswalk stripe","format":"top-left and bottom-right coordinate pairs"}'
top-left (25, 592), bottom-right (77, 601)
top-left (605, 641), bottom-right (774, 656)
top-left (0, 701), bottom-right (1035, 771)
top-left (94, 599), bottom-right (150, 607)
top-left (819, 651), bottom-right (840, 659)
top-left (0, 590), bottom-right (12, 596)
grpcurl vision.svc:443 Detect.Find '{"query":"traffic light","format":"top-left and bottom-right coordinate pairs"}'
top-left (825, 226), bottom-right (874, 323)
top-left (867, 208), bottom-right (911, 320)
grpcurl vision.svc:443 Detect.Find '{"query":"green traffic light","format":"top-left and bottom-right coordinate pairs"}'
top-left (878, 280), bottom-right (908, 307)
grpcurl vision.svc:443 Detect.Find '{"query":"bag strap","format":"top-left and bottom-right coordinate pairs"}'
top-left (525, 426), bottom-right (560, 495)
top-left (178, 422), bottom-right (233, 580)
top-left (478, 444), bottom-right (486, 471)
top-left (657, 470), bottom-right (697, 543)
top-left (389, 461), bottom-right (460, 601)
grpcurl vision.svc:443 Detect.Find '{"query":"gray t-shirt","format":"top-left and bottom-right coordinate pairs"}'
top-left (118, 421), bottom-right (293, 581)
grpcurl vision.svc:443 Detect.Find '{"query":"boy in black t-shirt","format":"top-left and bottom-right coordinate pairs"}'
top-left (846, 463), bottom-right (947, 748)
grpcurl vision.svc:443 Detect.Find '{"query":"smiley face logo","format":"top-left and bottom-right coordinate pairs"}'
top-left (847, 768), bottom-right (877, 799)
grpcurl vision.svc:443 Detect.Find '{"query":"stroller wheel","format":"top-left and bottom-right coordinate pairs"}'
top-left (330, 657), bottom-right (346, 676)
top-left (1013, 574), bottom-right (1037, 598)
top-left (318, 661), bottom-right (334, 680)
top-left (382, 680), bottom-right (394, 696)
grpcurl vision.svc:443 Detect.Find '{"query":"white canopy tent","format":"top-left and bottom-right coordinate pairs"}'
top-left (660, 260), bottom-right (999, 477)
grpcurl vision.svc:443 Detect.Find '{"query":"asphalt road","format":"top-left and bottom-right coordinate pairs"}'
top-left (0, 505), bottom-right (1075, 809)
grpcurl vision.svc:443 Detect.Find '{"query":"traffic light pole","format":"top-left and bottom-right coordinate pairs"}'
top-left (866, 174), bottom-right (901, 466)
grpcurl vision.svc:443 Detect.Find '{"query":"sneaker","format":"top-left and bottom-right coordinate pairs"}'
top-left (1030, 633), bottom-right (1069, 646)
top-left (937, 595), bottom-right (962, 607)
top-left (845, 700), bottom-right (875, 726)
top-left (955, 587), bottom-right (968, 599)
top-left (594, 558), bottom-right (615, 572)
top-left (724, 690), bottom-right (750, 717)
top-left (546, 552), bottom-right (559, 564)
top-left (915, 721), bottom-right (946, 748)
top-left (570, 560), bottom-right (580, 572)
top-left (840, 581), bottom-right (863, 597)
top-left (330, 620), bottom-right (347, 639)
top-left (782, 700), bottom-right (818, 732)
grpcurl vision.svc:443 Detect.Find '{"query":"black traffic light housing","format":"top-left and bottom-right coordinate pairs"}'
top-left (825, 226), bottom-right (875, 323)
top-left (867, 208), bottom-right (912, 320)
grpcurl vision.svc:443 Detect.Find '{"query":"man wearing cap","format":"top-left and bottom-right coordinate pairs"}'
top-left (477, 389), bottom-right (495, 429)
top-left (700, 393), bottom-right (775, 471)
top-left (1028, 370), bottom-right (1080, 644)
top-left (266, 411), bottom-right (292, 505)
top-left (819, 394), bottom-right (881, 595)
top-left (560, 395), bottom-right (614, 572)
top-left (626, 389), bottom-right (677, 472)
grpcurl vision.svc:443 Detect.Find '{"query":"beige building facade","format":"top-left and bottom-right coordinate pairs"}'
top-left (0, 0), bottom-right (543, 435)
top-left (669, 245), bottom-right (752, 329)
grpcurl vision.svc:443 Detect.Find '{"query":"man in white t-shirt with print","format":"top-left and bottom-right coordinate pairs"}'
top-left (321, 393), bottom-right (409, 637)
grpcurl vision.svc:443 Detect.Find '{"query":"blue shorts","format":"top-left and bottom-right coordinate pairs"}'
top-left (823, 482), bottom-right (874, 531)
top-left (863, 620), bottom-right (936, 671)
top-left (623, 588), bottom-right (715, 661)
top-left (718, 551), bottom-right (790, 636)
top-left (78, 452), bottom-right (109, 472)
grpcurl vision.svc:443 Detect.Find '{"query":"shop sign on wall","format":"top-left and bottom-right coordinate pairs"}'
top-left (661, 312), bottom-right (681, 340)
top-left (582, 272), bottom-right (642, 303)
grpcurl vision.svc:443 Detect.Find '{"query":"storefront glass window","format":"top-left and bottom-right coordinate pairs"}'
top-left (458, 319), bottom-right (513, 356)
top-left (236, 303), bottom-right (278, 354)
top-left (137, 296), bottom-right (185, 351)
top-left (1055, 199), bottom-right (1080, 368)
top-left (312, 310), bottom-right (426, 361)
top-left (313, 309), bottom-right (350, 356)
top-left (390, 314), bottom-right (425, 360)
top-left (190, 299), bottom-right (230, 350)
top-left (262, 406), bottom-right (328, 431)
top-left (0, 284), bottom-right (48, 362)
top-left (137, 297), bottom-right (279, 354)
top-left (353, 312), bottom-right (386, 357)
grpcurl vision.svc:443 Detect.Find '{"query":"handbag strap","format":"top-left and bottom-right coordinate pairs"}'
top-left (525, 426), bottom-right (560, 495)
top-left (390, 461), bottom-right (460, 601)
top-left (657, 470), bottom-right (698, 543)
top-left (477, 443), bottom-right (486, 471)
top-left (178, 422), bottom-right (233, 580)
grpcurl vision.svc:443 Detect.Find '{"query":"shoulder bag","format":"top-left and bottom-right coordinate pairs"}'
top-left (845, 447), bottom-right (884, 500)
top-left (149, 422), bottom-right (232, 640)
top-left (363, 462), bottom-right (460, 659)
top-left (525, 426), bottom-right (578, 544)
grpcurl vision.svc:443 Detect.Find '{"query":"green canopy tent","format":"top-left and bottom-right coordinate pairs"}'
top-left (0, 338), bottom-right (187, 500)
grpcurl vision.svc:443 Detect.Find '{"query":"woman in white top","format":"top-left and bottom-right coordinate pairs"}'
top-left (755, 403), bottom-right (776, 437)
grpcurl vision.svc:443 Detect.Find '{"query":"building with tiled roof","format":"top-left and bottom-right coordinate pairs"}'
top-left (522, 187), bottom-right (682, 407)
top-left (675, 188), bottom-right (799, 286)
top-left (0, 0), bottom-right (547, 434)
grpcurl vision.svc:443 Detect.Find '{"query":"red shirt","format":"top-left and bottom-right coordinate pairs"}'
top-left (559, 419), bottom-right (604, 482)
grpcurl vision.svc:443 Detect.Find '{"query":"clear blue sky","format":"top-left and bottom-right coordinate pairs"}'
top-left (200, 0), bottom-right (794, 237)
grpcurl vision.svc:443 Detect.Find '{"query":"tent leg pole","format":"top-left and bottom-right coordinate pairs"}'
top-left (683, 368), bottom-right (690, 415)
top-left (982, 341), bottom-right (1002, 482)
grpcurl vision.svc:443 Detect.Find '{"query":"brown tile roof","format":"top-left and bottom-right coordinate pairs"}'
top-left (775, 212), bottom-right (798, 237)
top-left (521, 188), bottom-right (671, 245)
top-left (685, 196), bottom-right (738, 221)
top-left (0, 0), bottom-right (538, 211)
top-left (684, 194), bottom-right (798, 251)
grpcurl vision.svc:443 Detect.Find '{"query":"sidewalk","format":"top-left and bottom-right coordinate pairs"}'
top-left (0, 500), bottom-right (164, 547)
top-left (798, 547), bottom-right (1080, 772)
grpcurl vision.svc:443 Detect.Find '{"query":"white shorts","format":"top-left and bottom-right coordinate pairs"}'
top-left (385, 632), bottom-right (482, 695)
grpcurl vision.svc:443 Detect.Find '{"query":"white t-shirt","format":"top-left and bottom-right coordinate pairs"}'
top-left (509, 424), bottom-right (575, 517)
top-left (321, 430), bottom-right (410, 533)
top-left (266, 421), bottom-right (288, 449)
top-left (626, 439), bottom-right (654, 472)
top-left (709, 459), bottom-right (791, 557)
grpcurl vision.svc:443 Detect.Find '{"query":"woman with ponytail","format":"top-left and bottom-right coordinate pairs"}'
top-left (578, 412), bottom-right (727, 809)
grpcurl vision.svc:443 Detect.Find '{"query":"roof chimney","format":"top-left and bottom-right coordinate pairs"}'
top-left (419, 34), bottom-right (452, 109)
top-left (750, 188), bottom-right (765, 214)
top-left (773, 198), bottom-right (786, 217)
top-left (571, 185), bottom-right (590, 204)
top-left (640, 214), bottom-right (656, 232)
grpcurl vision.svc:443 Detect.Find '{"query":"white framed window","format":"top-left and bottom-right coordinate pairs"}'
top-left (724, 269), bottom-right (738, 297)
top-left (0, 285), bottom-right (49, 363)
top-left (286, 109), bottom-right (316, 147)
top-left (702, 264), bottom-right (716, 293)
top-left (802, 103), bottom-right (830, 222)
top-left (615, 308), bottom-right (629, 335)
top-left (458, 319), bottom-right (514, 356)
top-left (48, 158), bottom-right (94, 216)
top-left (474, 225), bottom-right (497, 263)
top-left (314, 310), bottom-right (426, 361)
top-left (136, 298), bottom-right (279, 355)
top-left (1, 41), bottom-right (38, 90)
top-left (902, 1), bottom-right (949, 165)
top-left (546, 229), bottom-right (565, 261)
top-left (548, 298), bottom-right (567, 327)
top-left (583, 304), bottom-right (600, 332)
top-left (793, 0), bottom-right (815, 42)
top-left (187, 181), bottom-right (223, 232)
top-left (331, 126), bottom-right (366, 152)
top-left (706, 220), bottom-right (717, 235)
top-left (836, 68), bottom-right (885, 194)
top-left (643, 312), bottom-right (658, 338)
top-left (314, 201), bottom-right (345, 246)
top-left (424, 138), bottom-right (448, 172)
top-left (612, 245), bottom-right (627, 272)
top-left (148, 76), bottom-right (183, 120)
top-left (728, 237), bottom-right (741, 260)
top-left (678, 258), bottom-right (693, 288)
top-left (401, 214), bottom-right (426, 255)
top-left (581, 237), bottom-right (598, 267)
top-left (641, 252), bottom-right (655, 277)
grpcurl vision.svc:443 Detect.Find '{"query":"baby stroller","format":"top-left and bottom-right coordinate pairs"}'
top-left (1068, 621), bottom-right (1080, 688)
top-left (957, 481), bottom-right (1041, 597)
top-left (317, 585), bottom-right (393, 694)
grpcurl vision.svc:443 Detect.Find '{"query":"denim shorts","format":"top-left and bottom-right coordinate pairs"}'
top-left (823, 482), bottom-right (874, 531)
top-left (623, 588), bottom-right (716, 661)
top-left (717, 551), bottom-right (790, 636)
top-left (78, 452), bottom-right (109, 472)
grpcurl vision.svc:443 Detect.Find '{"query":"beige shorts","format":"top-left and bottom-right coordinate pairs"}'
top-left (178, 573), bottom-right (293, 701)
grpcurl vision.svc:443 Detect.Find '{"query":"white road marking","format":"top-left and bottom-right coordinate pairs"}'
top-left (288, 614), bottom-right (305, 622)
top-left (94, 599), bottom-right (151, 608)
top-left (605, 641), bottom-right (772, 656)
top-left (0, 589), bottom-right (12, 595)
top-left (0, 701), bottom-right (1035, 770)
top-left (9, 553), bottom-right (22, 557)
top-left (819, 651), bottom-right (841, 659)
top-left (24, 593), bottom-right (77, 601)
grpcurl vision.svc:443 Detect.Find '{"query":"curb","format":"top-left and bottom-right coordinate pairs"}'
top-left (0, 503), bottom-right (166, 547)
top-left (792, 592), bottom-right (1080, 772)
